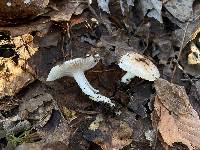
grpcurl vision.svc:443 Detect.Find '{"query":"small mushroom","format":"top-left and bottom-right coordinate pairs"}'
top-left (47, 55), bottom-right (115, 107)
top-left (118, 52), bottom-right (160, 84)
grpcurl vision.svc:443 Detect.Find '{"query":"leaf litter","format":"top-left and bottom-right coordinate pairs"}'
top-left (153, 78), bottom-right (200, 150)
top-left (1, 0), bottom-right (200, 149)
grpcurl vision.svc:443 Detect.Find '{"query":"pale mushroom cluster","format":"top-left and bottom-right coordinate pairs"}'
top-left (47, 51), bottom-right (160, 107)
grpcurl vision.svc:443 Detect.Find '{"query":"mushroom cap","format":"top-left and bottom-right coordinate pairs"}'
top-left (118, 52), bottom-right (160, 81)
top-left (47, 55), bottom-right (100, 81)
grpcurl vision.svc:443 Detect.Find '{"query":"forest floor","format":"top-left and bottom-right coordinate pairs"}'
top-left (0, 0), bottom-right (200, 150)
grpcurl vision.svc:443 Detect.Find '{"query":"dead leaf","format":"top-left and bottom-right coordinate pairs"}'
top-left (39, 120), bottom-right (71, 145)
top-left (89, 114), bottom-right (103, 131)
top-left (0, 0), bottom-right (49, 25)
top-left (0, 58), bottom-right (34, 98)
top-left (173, 2), bottom-right (200, 48)
top-left (13, 34), bottom-right (38, 70)
top-left (84, 117), bottom-right (133, 150)
top-left (0, 33), bottom-right (39, 98)
top-left (49, 2), bottom-right (87, 22)
top-left (15, 143), bottom-right (42, 150)
top-left (120, 0), bottom-right (135, 15)
top-left (153, 35), bottom-right (174, 65)
top-left (140, 0), bottom-right (163, 23)
top-left (153, 78), bottom-right (200, 150)
top-left (164, 0), bottom-right (195, 22)
top-left (97, 0), bottom-right (110, 13)
top-left (188, 42), bottom-right (200, 64)
top-left (127, 83), bottom-right (153, 118)
top-left (19, 92), bottom-right (54, 128)
top-left (0, 18), bottom-right (51, 37)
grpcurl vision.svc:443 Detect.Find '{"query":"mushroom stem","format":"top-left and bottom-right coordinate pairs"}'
top-left (73, 71), bottom-right (94, 95)
top-left (121, 72), bottom-right (135, 83)
top-left (73, 71), bottom-right (115, 106)
top-left (81, 73), bottom-right (99, 93)
top-left (89, 94), bottom-right (115, 107)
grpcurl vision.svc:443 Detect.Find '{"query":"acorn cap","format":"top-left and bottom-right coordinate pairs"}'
top-left (118, 52), bottom-right (160, 83)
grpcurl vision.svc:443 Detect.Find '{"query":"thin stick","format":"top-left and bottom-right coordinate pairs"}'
top-left (171, 21), bottom-right (189, 82)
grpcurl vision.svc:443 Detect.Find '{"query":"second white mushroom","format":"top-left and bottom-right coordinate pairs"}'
top-left (118, 52), bottom-right (160, 84)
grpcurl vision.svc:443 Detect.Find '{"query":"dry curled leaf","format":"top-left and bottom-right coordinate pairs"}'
top-left (153, 78), bottom-right (200, 150)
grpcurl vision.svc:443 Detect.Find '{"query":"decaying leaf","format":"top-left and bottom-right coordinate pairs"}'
top-left (13, 34), bottom-right (38, 69)
top-left (39, 120), bottom-right (71, 145)
top-left (120, 0), bottom-right (135, 15)
top-left (153, 35), bottom-right (174, 65)
top-left (153, 78), bottom-right (200, 150)
top-left (15, 143), bottom-right (42, 150)
top-left (89, 114), bottom-right (103, 131)
top-left (49, 2), bottom-right (87, 22)
top-left (0, 34), bottom-right (38, 98)
top-left (188, 42), bottom-right (200, 64)
top-left (173, 2), bottom-right (200, 47)
top-left (164, 0), bottom-right (195, 22)
top-left (84, 117), bottom-right (133, 150)
top-left (62, 107), bottom-right (77, 123)
top-left (0, 18), bottom-right (51, 37)
top-left (127, 83), bottom-right (153, 118)
top-left (0, 59), bottom-right (34, 98)
top-left (140, 0), bottom-right (163, 23)
top-left (97, 0), bottom-right (110, 13)
top-left (0, 0), bottom-right (49, 24)
top-left (16, 142), bottom-right (67, 150)
top-left (19, 93), bottom-right (54, 128)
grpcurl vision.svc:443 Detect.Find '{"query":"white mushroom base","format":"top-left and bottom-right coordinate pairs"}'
top-left (73, 71), bottom-right (115, 107)
top-left (121, 72), bottom-right (135, 84)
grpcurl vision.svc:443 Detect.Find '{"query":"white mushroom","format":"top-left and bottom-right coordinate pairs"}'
top-left (118, 52), bottom-right (160, 84)
top-left (47, 55), bottom-right (115, 107)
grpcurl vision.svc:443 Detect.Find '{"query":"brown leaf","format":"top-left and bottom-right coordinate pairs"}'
top-left (0, 18), bottom-right (51, 37)
top-left (164, 0), bottom-right (194, 22)
top-left (84, 115), bottom-right (133, 150)
top-left (18, 82), bottom-right (55, 128)
top-left (173, 2), bottom-right (200, 48)
top-left (0, 58), bottom-right (34, 98)
top-left (48, 2), bottom-right (86, 22)
top-left (0, 34), bottom-right (39, 98)
top-left (153, 78), bottom-right (200, 150)
top-left (0, 0), bottom-right (49, 22)
top-left (39, 120), bottom-right (71, 145)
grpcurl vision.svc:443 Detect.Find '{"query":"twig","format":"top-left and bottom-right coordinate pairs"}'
top-left (171, 21), bottom-right (189, 82)
top-left (174, 60), bottom-right (200, 101)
